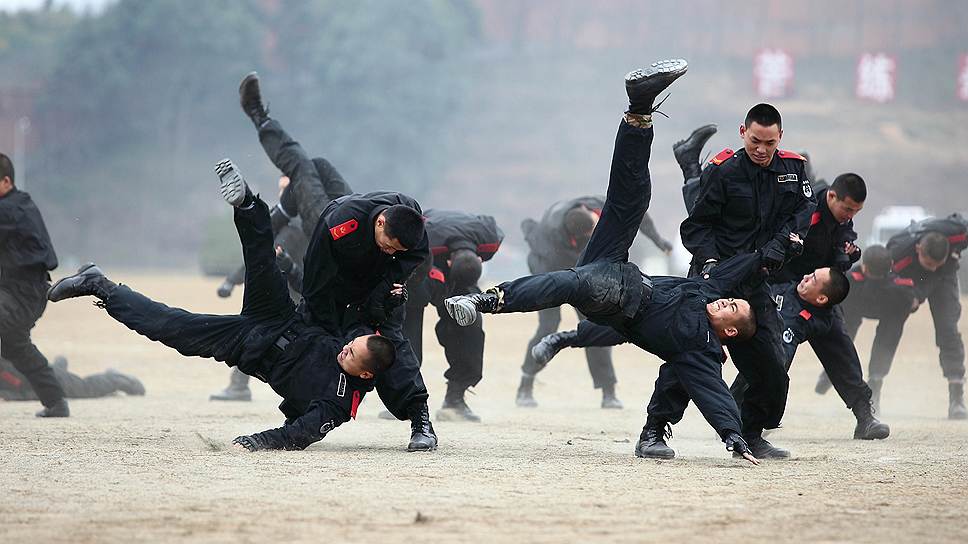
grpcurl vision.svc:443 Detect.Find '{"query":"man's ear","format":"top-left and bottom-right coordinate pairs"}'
top-left (816, 294), bottom-right (828, 306)
top-left (360, 370), bottom-right (374, 380)
top-left (724, 326), bottom-right (739, 338)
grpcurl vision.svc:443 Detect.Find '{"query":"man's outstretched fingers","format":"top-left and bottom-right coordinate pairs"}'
top-left (742, 452), bottom-right (760, 465)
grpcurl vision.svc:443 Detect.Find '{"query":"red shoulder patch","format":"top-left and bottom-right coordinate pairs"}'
top-left (892, 255), bottom-right (913, 273)
top-left (710, 148), bottom-right (734, 165)
top-left (428, 268), bottom-right (446, 283)
top-left (851, 271), bottom-right (865, 281)
top-left (350, 390), bottom-right (361, 419)
top-left (799, 309), bottom-right (812, 320)
top-left (477, 242), bottom-right (501, 255)
top-left (430, 245), bottom-right (449, 256)
top-left (1, 370), bottom-right (23, 388)
top-left (948, 233), bottom-right (967, 244)
top-left (777, 150), bottom-right (807, 161)
top-left (810, 211), bottom-right (822, 226)
top-left (893, 277), bottom-right (915, 287)
top-left (329, 219), bottom-right (359, 240)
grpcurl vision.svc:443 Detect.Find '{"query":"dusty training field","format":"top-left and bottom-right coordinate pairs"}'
top-left (2, 272), bottom-right (968, 543)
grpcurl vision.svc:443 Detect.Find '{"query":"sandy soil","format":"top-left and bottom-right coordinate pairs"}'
top-left (2, 272), bottom-right (967, 543)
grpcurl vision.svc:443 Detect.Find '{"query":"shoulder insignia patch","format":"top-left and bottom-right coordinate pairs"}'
top-left (777, 149), bottom-right (807, 161)
top-left (799, 309), bottom-right (812, 320)
top-left (710, 148), bottom-right (735, 165)
top-left (329, 219), bottom-right (359, 240)
top-left (948, 233), bottom-right (967, 244)
top-left (782, 328), bottom-right (795, 343)
top-left (893, 277), bottom-right (915, 287)
top-left (428, 268), bottom-right (446, 283)
top-left (810, 211), bottom-right (822, 226)
top-left (892, 255), bottom-right (913, 273)
top-left (851, 271), bottom-right (865, 281)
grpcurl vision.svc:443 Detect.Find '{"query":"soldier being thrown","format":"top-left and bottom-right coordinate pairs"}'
top-left (47, 160), bottom-right (395, 451)
top-left (445, 59), bottom-right (764, 464)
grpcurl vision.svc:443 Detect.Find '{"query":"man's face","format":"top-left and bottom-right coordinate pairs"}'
top-left (336, 335), bottom-right (375, 379)
top-left (916, 243), bottom-right (947, 272)
top-left (0, 176), bottom-right (12, 197)
top-left (374, 214), bottom-right (408, 255)
top-left (739, 121), bottom-right (782, 167)
top-left (705, 298), bottom-right (751, 339)
top-left (797, 268), bottom-right (832, 306)
top-left (826, 191), bottom-right (864, 223)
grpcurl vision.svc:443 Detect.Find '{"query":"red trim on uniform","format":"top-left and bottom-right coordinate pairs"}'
top-left (428, 268), bottom-right (446, 283)
top-left (893, 277), bottom-right (914, 287)
top-left (777, 149), bottom-right (807, 161)
top-left (810, 211), bottom-right (822, 226)
top-left (430, 245), bottom-right (449, 256)
top-left (350, 390), bottom-right (361, 419)
top-left (948, 233), bottom-right (967, 244)
top-left (799, 309), bottom-right (812, 320)
top-left (851, 271), bottom-right (865, 281)
top-left (1, 370), bottom-right (23, 388)
top-left (893, 255), bottom-right (913, 272)
top-left (710, 148), bottom-right (734, 165)
top-left (477, 242), bottom-right (501, 254)
top-left (329, 219), bottom-right (359, 240)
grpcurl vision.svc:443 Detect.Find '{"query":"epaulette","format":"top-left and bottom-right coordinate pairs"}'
top-left (892, 255), bottom-right (914, 273)
top-left (709, 148), bottom-right (734, 166)
top-left (477, 242), bottom-right (501, 254)
top-left (810, 211), bottom-right (822, 226)
top-left (428, 268), bottom-right (446, 283)
top-left (799, 309), bottom-right (812, 320)
top-left (430, 245), bottom-right (449, 256)
top-left (851, 271), bottom-right (865, 281)
top-left (893, 277), bottom-right (914, 287)
top-left (777, 149), bottom-right (807, 161)
top-left (329, 219), bottom-right (359, 240)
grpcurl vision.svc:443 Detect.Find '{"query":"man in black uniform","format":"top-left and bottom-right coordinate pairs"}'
top-left (517, 195), bottom-right (673, 409)
top-left (446, 59), bottom-right (762, 464)
top-left (1, 355), bottom-right (144, 401)
top-left (48, 160), bottom-right (396, 451)
top-left (239, 73), bottom-right (438, 451)
top-left (727, 173), bottom-right (888, 439)
top-left (0, 153), bottom-right (68, 417)
top-left (402, 209), bottom-right (504, 422)
top-left (814, 245), bottom-right (917, 410)
top-left (677, 103), bottom-right (816, 458)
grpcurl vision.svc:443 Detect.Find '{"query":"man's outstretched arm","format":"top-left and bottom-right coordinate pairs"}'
top-left (233, 397), bottom-right (353, 452)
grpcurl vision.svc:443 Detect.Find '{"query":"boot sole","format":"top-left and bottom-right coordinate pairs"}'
top-left (625, 59), bottom-right (688, 92)
top-left (215, 159), bottom-right (249, 207)
top-left (854, 427), bottom-right (890, 440)
top-left (407, 442), bottom-right (438, 452)
top-left (444, 297), bottom-right (479, 326)
top-left (47, 262), bottom-right (99, 302)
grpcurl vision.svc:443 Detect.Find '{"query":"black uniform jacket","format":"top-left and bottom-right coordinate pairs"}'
top-left (681, 148), bottom-right (816, 266)
top-left (0, 188), bottom-right (58, 275)
top-left (844, 266), bottom-right (916, 316)
top-left (773, 187), bottom-right (860, 284)
top-left (300, 191), bottom-right (430, 328)
top-left (770, 280), bottom-right (832, 367)
top-left (425, 208), bottom-right (504, 266)
top-left (888, 215), bottom-right (968, 301)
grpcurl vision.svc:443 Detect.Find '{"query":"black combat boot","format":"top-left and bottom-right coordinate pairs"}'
top-left (407, 402), bottom-right (438, 452)
top-left (949, 381), bottom-right (967, 420)
top-left (852, 399), bottom-right (890, 440)
top-left (437, 382), bottom-right (482, 423)
top-left (444, 289), bottom-right (501, 327)
top-left (36, 398), bottom-right (70, 418)
top-left (625, 58), bottom-right (688, 115)
top-left (814, 370), bottom-right (833, 395)
top-left (238, 71), bottom-right (270, 128)
top-left (531, 330), bottom-right (577, 368)
top-left (47, 263), bottom-right (117, 302)
top-left (635, 422), bottom-right (675, 460)
top-left (734, 435), bottom-right (790, 460)
top-left (672, 124), bottom-right (717, 180)
top-left (209, 369), bottom-right (251, 402)
top-left (601, 383), bottom-right (623, 410)
top-left (869, 378), bottom-right (883, 414)
top-left (516, 375), bottom-right (538, 408)
top-left (215, 158), bottom-right (253, 208)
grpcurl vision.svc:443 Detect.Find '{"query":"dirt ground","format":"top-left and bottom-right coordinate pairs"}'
top-left (2, 272), bottom-right (967, 543)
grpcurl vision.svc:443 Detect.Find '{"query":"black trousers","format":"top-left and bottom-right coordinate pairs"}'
top-left (0, 279), bottom-right (64, 407)
top-left (258, 118), bottom-right (429, 420)
top-left (0, 358), bottom-right (133, 400)
top-left (403, 278), bottom-right (485, 388)
top-left (521, 254), bottom-right (616, 389)
top-left (105, 199), bottom-right (295, 372)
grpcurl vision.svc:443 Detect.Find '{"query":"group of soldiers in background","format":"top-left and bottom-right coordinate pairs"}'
top-left (2, 57), bottom-right (965, 459)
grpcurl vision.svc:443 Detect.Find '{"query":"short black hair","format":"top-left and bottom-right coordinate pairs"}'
top-left (830, 173), bottom-right (867, 203)
top-left (364, 335), bottom-right (396, 374)
top-left (919, 231), bottom-right (950, 263)
top-left (449, 248), bottom-right (482, 288)
top-left (564, 207), bottom-right (595, 238)
top-left (744, 103), bottom-right (782, 130)
top-left (863, 245), bottom-right (892, 277)
top-left (821, 269), bottom-right (851, 307)
top-left (383, 205), bottom-right (425, 250)
top-left (723, 304), bottom-right (757, 344)
top-left (0, 153), bottom-right (14, 184)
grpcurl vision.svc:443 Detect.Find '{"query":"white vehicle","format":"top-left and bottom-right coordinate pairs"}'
top-left (867, 206), bottom-right (931, 248)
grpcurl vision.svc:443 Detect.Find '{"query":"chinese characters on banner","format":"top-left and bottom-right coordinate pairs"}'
top-left (856, 53), bottom-right (897, 103)
top-left (754, 49), bottom-right (794, 98)
top-left (958, 54), bottom-right (968, 102)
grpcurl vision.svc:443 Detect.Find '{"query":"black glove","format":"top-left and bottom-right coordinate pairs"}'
top-left (386, 284), bottom-right (408, 308)
top-left (233, 427), bottom-right (302, 451)
top-left (216, 281), bottom-right (234, 298)
top-left (759, 240), bottom-right (786, 273)
top-left (700, 259), bottom-right (718, 276)
top-left (724, 431), bottom-right (752, 457)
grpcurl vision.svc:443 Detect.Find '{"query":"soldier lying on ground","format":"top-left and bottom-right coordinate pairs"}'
top-left (0, 355), bottom-right (144, 401)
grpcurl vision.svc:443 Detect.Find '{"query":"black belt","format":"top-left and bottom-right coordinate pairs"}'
top-left (641, 274), bottom-right (654, 302)
top-left (261, 326), bottom-right (300, 369)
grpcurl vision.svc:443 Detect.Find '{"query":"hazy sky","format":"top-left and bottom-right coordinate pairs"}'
top-left (0, 0), bottom-right (111, 12)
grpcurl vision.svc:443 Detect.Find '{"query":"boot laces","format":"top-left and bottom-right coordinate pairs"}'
top-left (650, 93), bottom-right (672, 118)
